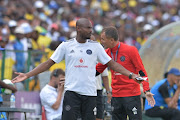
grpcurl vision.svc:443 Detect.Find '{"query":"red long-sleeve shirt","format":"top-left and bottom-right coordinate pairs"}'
top-left (96, 42), bottom-right (150, 97)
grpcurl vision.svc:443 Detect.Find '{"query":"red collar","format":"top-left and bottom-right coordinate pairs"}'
top-left (111, 42), bottom-right (120, 53)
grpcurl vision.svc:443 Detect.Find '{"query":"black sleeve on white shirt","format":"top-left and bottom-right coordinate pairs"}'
top-left (158, 82), bottom-right (169, 99)
top-left (95, 70), bottom-right (100, 76)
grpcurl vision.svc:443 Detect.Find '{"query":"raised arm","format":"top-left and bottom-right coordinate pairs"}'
top-left (12, 59), bottom-right (55, 83)
top-left (52, 79), bottom-right (65, 110)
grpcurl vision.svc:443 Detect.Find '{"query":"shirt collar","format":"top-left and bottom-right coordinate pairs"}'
top-left (111, 42), bottom-right (120, 52)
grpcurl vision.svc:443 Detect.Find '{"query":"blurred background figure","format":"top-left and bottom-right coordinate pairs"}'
top-left (145, 68), bottom-right (180, 120)
top-left (0, 79), bottom-right (17, 120)
top-left (40, 69), bottom-right (65, 120)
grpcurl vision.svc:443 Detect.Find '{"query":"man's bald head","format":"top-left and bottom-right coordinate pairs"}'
top-left (76, 18), bottom-right (91, 28)
top-left (75, 18), bottom-right (93, 41)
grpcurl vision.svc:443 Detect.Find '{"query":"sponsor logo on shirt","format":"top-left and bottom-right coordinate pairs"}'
top-left (120, 56), bottom-right (125, 62)
top-left (79, 58), bottom-right (84, 64)
top-left (70, 50), bottom-right (74, 53)
top-left (74, 58), bottom-right (88, 68)
top-left (86, 49), bottom-right (92, 55)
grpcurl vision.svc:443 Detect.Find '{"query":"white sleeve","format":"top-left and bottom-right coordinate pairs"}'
top-left (50, 42), bottom-right (66, 63)
top-left (101, 68), bottom-right (109, 76)
top-left (40, 90), bottom-right (56, 107)
top-left (97, 44), bottom-right (111, 65)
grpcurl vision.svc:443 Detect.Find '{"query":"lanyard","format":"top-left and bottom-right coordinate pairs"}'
top-left (111, 42), bottom-right (120, 62)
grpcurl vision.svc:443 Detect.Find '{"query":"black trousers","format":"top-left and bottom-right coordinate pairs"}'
top-left (62, 91), bottom-right (96, 120)
top-left (111, 95), bottom-right (142, 120)
top-left (145, 106), bottom-right (180, 120)
top-left (96, 90), bottom-right (104, 119)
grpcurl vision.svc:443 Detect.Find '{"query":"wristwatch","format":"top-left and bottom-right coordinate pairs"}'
top-left (106, 91), bottom-right (111, 94)
top-left (129, 72), bottom-right (133, 79)
top-left (144, 89), bottom-right (150, 94)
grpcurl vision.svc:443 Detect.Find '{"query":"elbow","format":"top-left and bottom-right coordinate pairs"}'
top-left (52, 106), bottom-right (59, 110)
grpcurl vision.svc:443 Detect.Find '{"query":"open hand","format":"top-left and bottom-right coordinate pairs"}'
top-left (11, 72), bottom-right (28, 83)
top-left (145, 92), bottom-right (155, 107)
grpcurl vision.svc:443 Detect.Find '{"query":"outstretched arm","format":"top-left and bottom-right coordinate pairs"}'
top-left (106, 60), bottom-right (139, 80)
top-left (12, 59), bottom-right (55, 83)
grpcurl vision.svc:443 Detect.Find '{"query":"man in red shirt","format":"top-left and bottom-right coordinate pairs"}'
top-left (96, 26), bottom-right (155, 120)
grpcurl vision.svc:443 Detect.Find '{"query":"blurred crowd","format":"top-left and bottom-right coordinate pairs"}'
top-left (0, 0), bottom-right (180, 83)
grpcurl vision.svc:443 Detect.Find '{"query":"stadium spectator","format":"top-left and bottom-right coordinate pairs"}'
top-left (40, 69), bottom-right (65, 120)
top-left (96, 26), bottom-right (155, 120)
top-left (13, 27), bottom-right (25, 72)
top-left (145, 68), bottom-right (180, 120)
top-left (12, 18), bottom-right (139, 120)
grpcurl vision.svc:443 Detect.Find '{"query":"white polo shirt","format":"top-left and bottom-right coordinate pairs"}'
top-left (40, 85), bottom-right (63, 120)
top-left (50, 38), bottom-right (111, 96)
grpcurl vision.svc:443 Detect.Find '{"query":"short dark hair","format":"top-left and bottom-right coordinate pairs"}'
top-left (102, 26), bottom-right (119, 41)
top-left (51, 68), bottom-right (65, 78)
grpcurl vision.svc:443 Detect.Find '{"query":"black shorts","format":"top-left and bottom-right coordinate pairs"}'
top-left (145, 106), bottom-right (180, 120)
top-left (111, 95), bottom-right (142, 120)
top-left (62, 91), bottom-right (96, 120)
top-left (96, 90), bottom-right (104, 119)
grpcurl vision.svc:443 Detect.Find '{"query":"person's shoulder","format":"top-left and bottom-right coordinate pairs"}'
top-left (87, 39), bottom-right (99, 43)
top-left (159, 80), bottom-right (168, 89)
top-left (121, 43), bottom-right (138, 53)
top-left (40, 85), bottom-right (49, 94)
top-left (121, 43), bottom-right (136, 49)
top-left (60, 38), bottom-right (75, 47)
top-left (153, 79), bottom-right (167, 90)
top-left (66, 38), bottom-right (75, 43)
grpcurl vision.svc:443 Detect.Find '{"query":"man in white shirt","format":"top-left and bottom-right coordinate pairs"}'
top-left (12, 18), bottom-right (139, 120)
top-left (40, 69), bottom-right (65, 120)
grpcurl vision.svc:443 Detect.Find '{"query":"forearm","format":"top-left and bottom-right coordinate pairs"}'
top-left (107, 60), bottom-right (131, 77)
top-left (0, 81), bottom-right (17, 92)
top-left (168, 88), bottom-right (180, 108)
top-left (26, 59), bottom-right (55, 78)
top-left (102, 76), bottom-right (110, 92)
top-left (142, 81), bottom-right (150, 92)
top-left (52, 91), bottom-right (63, 110)
top-left (6, 85), bottom-right (17, 93)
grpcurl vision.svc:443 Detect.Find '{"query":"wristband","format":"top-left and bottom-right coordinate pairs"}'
top-left (129, 73), bottom-right (133, 79)
top-left (144, 89), bottom-right (150, 94)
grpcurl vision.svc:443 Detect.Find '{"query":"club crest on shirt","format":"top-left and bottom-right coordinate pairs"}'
top-left (65, 105), bottom-right (71, 111)
top-left (86, 49), bottom-right (92, 55)
top-left (120, 56), bottom-right (125, 62)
